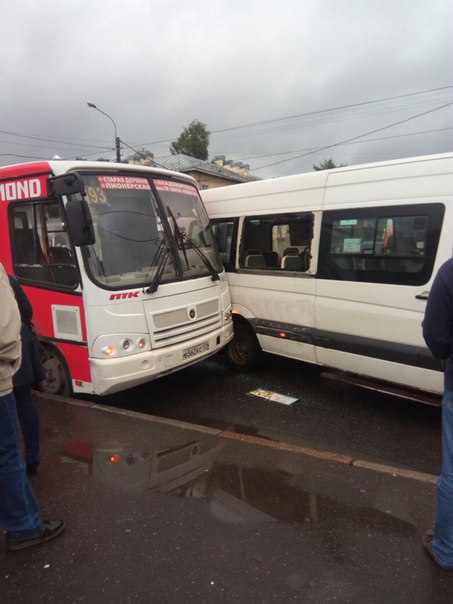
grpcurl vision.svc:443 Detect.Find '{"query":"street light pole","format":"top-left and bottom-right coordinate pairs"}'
top-left (87, 102), bottom-right (121, 162)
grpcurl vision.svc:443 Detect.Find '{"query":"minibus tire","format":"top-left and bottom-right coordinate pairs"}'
top-left (40, 345), bottom-right (72, 397)
top-left (227, 320), bottom-right (261, 371)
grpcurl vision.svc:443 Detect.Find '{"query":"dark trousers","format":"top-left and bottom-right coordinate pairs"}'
top-left (433, 388), bottom-right (453, 567)
top-left (14, 384), bottom-right (40, 467)
top-left (0, 391), bottom-right (42, 534)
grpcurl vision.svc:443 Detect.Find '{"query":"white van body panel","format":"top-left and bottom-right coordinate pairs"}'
top-left (205, 171), bottom-right (326, 218)
top-left (323, 155), bottom-right (452, 207)
top-left (315, 155), bottom-right (453, 395)
top-left (227, 271), bottom-right (317, 364)
top-left (202, 153), bottom-right (453, 398)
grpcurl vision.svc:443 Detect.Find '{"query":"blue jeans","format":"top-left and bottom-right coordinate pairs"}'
top-left (15, 384), bottom-right (40, 466)
top-left (433, 388), bottom-right (453, 568)
top-left (0, 391), bottom-right (42, 535)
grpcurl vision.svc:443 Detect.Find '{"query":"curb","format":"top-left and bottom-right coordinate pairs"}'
top-left (36, 392), bottom-right (438, 485)
top-left (35, 391), bottom-right (222, 436)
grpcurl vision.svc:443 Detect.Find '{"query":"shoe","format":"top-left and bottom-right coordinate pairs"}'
top-left (422, 529), bottom-right (453, 570)
top-left (6, 520), bottom-right (65, 551)
top-left (26, 463), bottom-right (39, 475)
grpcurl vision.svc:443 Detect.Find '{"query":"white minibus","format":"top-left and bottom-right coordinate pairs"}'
top-left (202, 153), bottom-right (453, 403)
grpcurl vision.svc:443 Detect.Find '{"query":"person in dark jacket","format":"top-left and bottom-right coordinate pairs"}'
top-left (422, 256), bottom-right (453, 570)
top-left (8, 276), bottom-right (46, 474)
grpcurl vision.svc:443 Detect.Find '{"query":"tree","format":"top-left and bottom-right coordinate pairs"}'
top-left (170, 120), bottom-right (210, 160)
top-left (313, 158), bottom-right (346, 171)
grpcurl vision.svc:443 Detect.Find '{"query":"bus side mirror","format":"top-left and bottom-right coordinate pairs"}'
top-left (48, 173), bottom-right (95, 246)
top-left (65, 199), bottom-right (96, 246)
top-left (48, 172), bottom-right (85, 197)
top-left (215, 223), bottom-right (228, 253)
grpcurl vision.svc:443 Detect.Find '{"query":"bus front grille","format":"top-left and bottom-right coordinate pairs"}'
top-left (150, 298), bottom-right (221, 349)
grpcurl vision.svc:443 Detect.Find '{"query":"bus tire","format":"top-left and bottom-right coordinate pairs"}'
top-left (40, 345), bottom-right (72, 397)
top-left (227, 319), bottom-right (261, 371)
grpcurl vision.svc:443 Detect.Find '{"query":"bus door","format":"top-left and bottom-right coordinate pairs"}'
top-left (10, 197), bottom-right (88, 395)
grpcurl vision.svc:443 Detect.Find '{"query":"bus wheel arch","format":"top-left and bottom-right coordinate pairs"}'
top-left (40, 344), bottom-right (72, 397)
top-left (227, 316), bottom-right (262, 371)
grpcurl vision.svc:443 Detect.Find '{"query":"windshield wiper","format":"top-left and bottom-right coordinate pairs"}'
top-left (180, 231), bottom-right (220, 282)
top-left (166, 206), bottom-right (219, 282)
top-left (145, 238), bottom-right (170, 293)
top-left (166, 206), bottom-right (190, 269)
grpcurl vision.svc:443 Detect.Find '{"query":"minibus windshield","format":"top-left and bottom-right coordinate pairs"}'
top-left (80, 173), bottom-right (222, 288)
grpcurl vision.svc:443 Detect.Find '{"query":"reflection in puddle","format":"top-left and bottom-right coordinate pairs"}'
top-left (56, 435), bottom-right (416, 537)
top-left (58, 437), bottom-right (221, 494)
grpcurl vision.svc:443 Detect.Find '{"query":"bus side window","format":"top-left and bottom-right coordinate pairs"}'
top-left (11, 202), bottom-right (79, 289)
top-left (14, 227), bottom-right (45, 265)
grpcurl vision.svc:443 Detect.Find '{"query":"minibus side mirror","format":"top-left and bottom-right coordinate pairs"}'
top-left (65, 198), bottom-right (96, 246)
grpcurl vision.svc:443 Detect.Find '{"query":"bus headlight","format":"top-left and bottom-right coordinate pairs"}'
top-left (101, 345), bottom-right (118, 356)
top-left (121, 339), bottom-right (131, 351)
top-left (94, 335), bottom-right (151, 359)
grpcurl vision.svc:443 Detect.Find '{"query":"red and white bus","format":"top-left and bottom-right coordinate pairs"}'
top-left (0, 160), bottom-right (233, 396)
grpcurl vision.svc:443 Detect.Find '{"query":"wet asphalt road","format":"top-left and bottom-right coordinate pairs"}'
top-left (97, 352), bottom-right (442, 478)
top-left (3, 394), bottom-right (445, 603)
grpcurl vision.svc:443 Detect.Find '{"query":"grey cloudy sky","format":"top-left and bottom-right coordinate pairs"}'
top-left (1, 0), bottom-right (452, 178)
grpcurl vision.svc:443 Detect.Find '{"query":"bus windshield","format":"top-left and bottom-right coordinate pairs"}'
top-left (80, 173), bottom-right (222, 289)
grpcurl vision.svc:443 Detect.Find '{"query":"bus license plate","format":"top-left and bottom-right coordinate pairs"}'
top-left (183, 342), bottom-right (209, 360)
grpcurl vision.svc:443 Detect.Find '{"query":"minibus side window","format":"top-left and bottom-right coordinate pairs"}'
top-left (11, 201), bottom-right (79, 289)
top-left (211, 219), bottom-right (237, 271)
top-left (240, 213), bottom-right (314, 272)
top-left (318, 203), bottom-right (444, 285)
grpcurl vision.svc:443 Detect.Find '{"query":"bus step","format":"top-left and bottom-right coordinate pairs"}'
top-left (321, 370), bottom-right (442, 407)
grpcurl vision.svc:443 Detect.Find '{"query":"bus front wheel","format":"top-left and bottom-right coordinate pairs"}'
top-left (227, 320), bottom-right (261, 371)
top-left (40, 347), bottom-right (72, 397)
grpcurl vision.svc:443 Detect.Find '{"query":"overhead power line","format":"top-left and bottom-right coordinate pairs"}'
top-left (253, 101), bottom-right (453, 170)
top-left (129, 84), bottom-right (453, 149)
top-left (0, 84), bottom-right (451, 162)
top-left (0, 129), bottom-right (111, 150)
top-left (232, 126), bottom-right (453, 162)
top-left (211, 85), bottom-right (453, 135)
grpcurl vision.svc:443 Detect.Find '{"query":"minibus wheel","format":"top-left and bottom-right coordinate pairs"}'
top-left (40, 346), bottom-right (72, 397)
top-left (227, 319), bottom-right (261, 371)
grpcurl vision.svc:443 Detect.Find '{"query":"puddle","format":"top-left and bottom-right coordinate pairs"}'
top-left (53, 431), bottom-right (418, 537)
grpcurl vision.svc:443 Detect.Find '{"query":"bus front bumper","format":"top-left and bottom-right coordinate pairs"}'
top-left (86, 323), bottom-right (233, 396)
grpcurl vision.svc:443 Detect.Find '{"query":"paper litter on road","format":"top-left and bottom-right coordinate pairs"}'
top-left (248, 388), bottom-right (299, 405)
